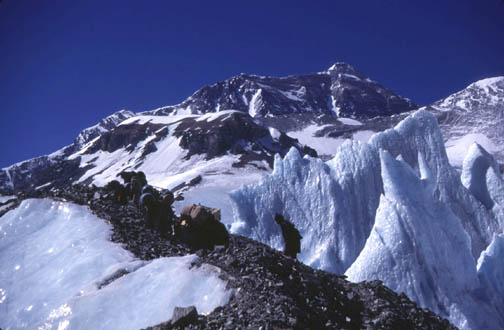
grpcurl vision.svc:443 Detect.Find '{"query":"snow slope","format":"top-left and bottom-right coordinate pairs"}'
top-left (286, 124), bottom-right (374, 159)
top-left (430, 76), bottom-right (504, 165)
top-left (0, 199), bottom-right (231, 330)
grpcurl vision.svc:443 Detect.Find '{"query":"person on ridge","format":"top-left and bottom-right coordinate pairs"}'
top-left (130, 172), bottom-right (147, 203)
top-left (139, 188), bottom-right (175, 238)
top-left (274, 213), bottom-right (302, 259)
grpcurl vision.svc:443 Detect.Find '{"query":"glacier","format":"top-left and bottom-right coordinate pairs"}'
top-left (0, 199), bottom-right (231, 330)
top-left (461, 142), bottom-right (504, 229)
top-left (345, 151), bottom-right (503, 330)
top-left (230, 109), bottom-right (504, 329)
top-left (230, 140), bottom-right (381, 273)
top-left (477, 234), bottom-right (504, 319)
top-left (230, 110), bottom-right (496, 271)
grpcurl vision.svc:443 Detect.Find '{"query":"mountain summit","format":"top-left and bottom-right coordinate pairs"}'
top-left (145, 62), bottom-right (417, 119)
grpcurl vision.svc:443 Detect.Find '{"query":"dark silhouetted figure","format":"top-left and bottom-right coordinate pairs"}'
top-left (275, 213), bottom-right (302, 259)
top-left (130, 172), bottom-right (147, 203)
top-left (139, 190), bottom-right (175, 237)
top-left (117, 170), bottom-right (147, 203)
top-left (104, 180), bottom-right (127, 204)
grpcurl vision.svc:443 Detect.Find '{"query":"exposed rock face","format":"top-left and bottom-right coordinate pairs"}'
top-left (144, 63), bottom-right (417, 119)
top-left (168, 306), bottom-right (199, 328)
top-left (32, 184), bottom-right (454, 330)
top-left (0, 153), bottom-right (92, 195)
top-left (74, 109), bottom-right (136, 147)
top-left (85, 122), bottom-right (169, 155)
top-left (172, 111), bottom-right (316, 167)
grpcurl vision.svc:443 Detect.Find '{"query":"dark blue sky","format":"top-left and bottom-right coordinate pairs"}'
top-left (1, 0), bottom-right (503, 168)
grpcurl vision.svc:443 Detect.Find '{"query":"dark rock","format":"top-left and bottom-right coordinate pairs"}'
top-left (170, 306), bottom-right (198, 328)
top-left (173, 111), bottom-right (315, 168)
top-left (86, 123), bottom-right (167, 154)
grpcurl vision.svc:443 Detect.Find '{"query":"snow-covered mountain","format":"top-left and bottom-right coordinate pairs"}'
top-left (144, 62), bottom-right (416, 119)
top-left (427, 77), bottom-right (504, 166)
top-left (1, 67), bottom-right (502, 219)
top-left (1, 63), bottom-right (504, 329)
top-left (0, 63), bottom-right (418, 221)
top-left (230, 110), bottom-right (504, 329)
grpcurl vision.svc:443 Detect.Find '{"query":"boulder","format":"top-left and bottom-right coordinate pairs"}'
top-left (170, 306), bottom-right (198, 328)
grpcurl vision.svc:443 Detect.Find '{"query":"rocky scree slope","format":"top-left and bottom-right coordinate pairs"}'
top-left (21, 184), bottom-right (455, 330)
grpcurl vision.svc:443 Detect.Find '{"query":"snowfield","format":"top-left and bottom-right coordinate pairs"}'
top-left (445, 133), bottom-right (499, 168)
top-left (0, 199), bottom-right (231, 330)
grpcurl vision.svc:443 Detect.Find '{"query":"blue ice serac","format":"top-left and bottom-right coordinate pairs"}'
top-left (230, 110), bottom-right (504, 330)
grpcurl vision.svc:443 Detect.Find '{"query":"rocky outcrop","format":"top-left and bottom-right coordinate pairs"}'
top-left (85, 122), bottom-right (169, 154)
top-left (0, 153), bottom-right (92, 195)
top-left (74, 109), bottom-right (136, 147)
top-left (173, 111), bottom-right (316, 167)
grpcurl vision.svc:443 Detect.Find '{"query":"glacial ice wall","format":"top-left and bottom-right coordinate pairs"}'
top-left (369, 111), bottom-right (495, 257)
top-left (229, 109), bottom-right (504, 329)
top-left (230, 110), bottom-right (495, 273)
top-left (462, 143), bottom-right (504, 231)
top-left (477, 234), bottom-right (504, 318)
top-left (230, 141), bottom-right (381, 273)
top-left (345, 151), bottom-right (504, 330)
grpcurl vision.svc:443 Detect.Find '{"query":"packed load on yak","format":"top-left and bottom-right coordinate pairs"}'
top-left (118, 170), bottom-right (147, 203)
top-left (139, 186), bottom-right (175, 237)
top-left (103, 180), bottom-right (129, 204)
top-left (178, 204), bottom-right (229, 250)
top-left (105, 173), bottom-right (228, 250)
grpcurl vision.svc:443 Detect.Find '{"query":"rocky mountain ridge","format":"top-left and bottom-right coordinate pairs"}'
top-left (1, 65), bottom-right (503, 329)
top-left (1, 67), bottom-right (502, 218)
top-left (144, 62), bottom-right (417, 119)
top-left (0, 63), bottom-right (417, 196)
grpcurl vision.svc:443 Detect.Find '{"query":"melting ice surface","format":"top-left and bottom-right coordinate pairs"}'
top-left (0, 199), bottom-right (231, 330)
